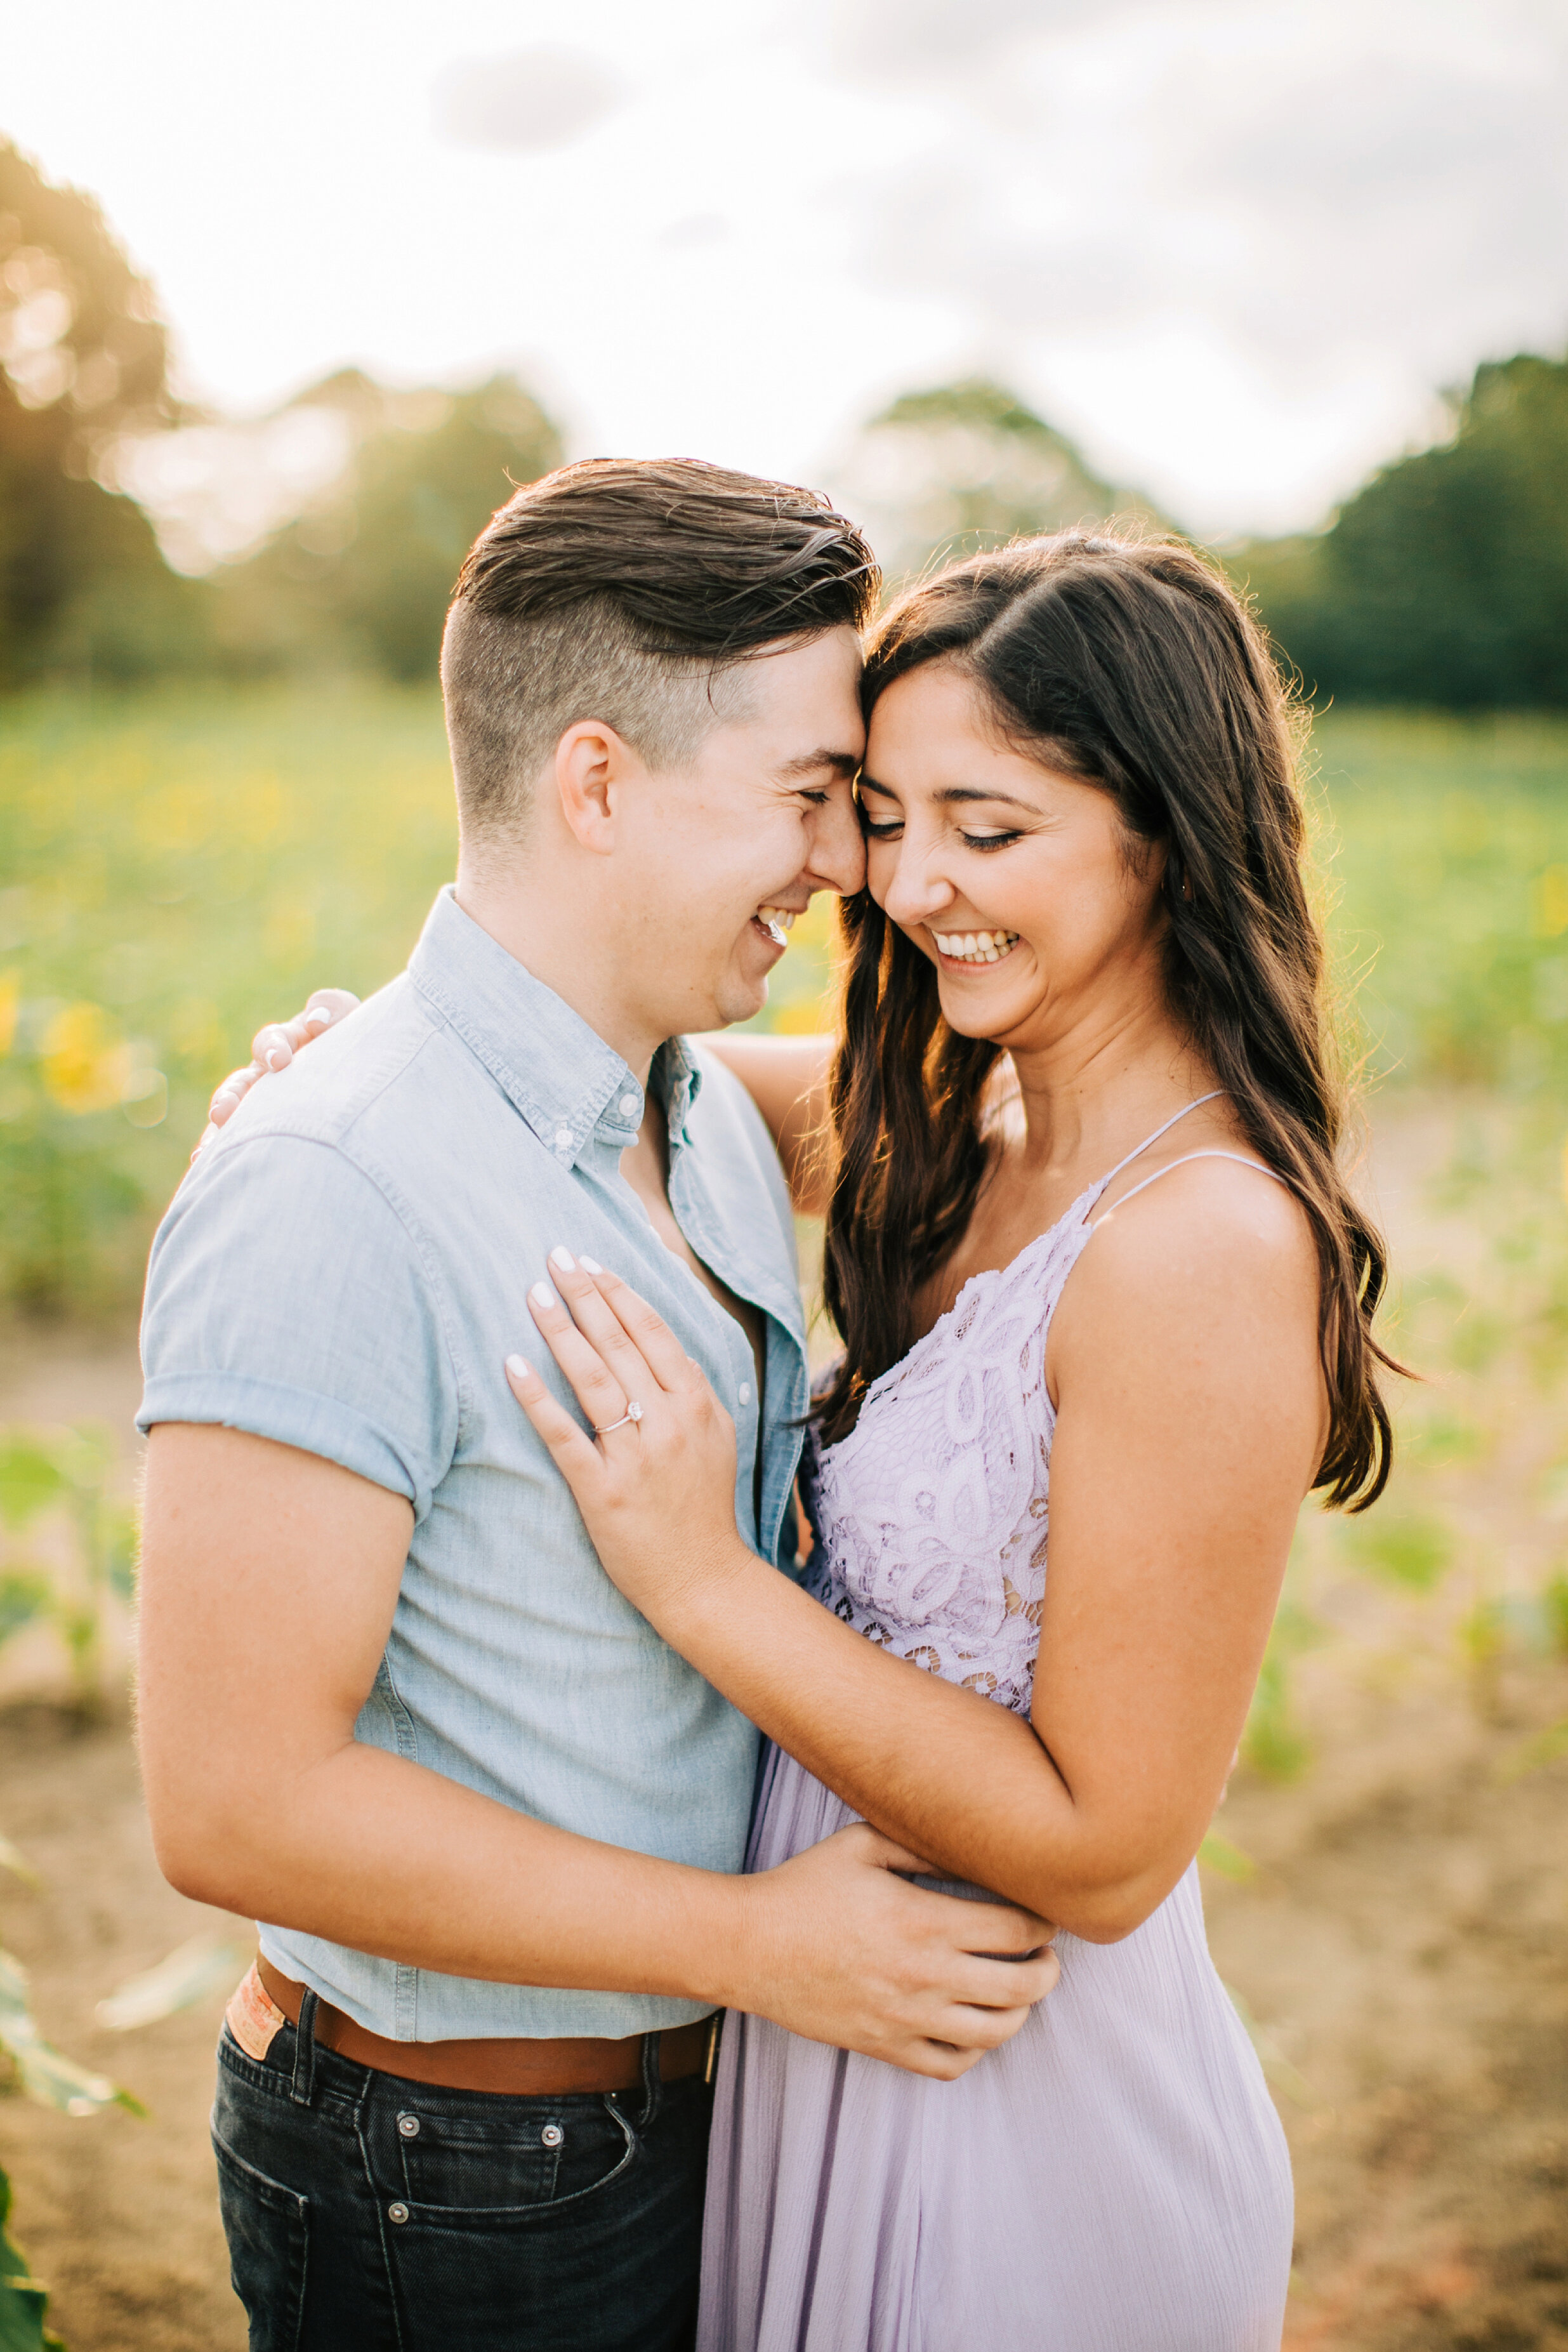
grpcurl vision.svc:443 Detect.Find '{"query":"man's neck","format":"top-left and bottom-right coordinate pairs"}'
top-left (453, 866), bottom-right (662, 1087)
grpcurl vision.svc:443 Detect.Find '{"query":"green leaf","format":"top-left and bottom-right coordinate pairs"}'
top-left (1543, 1573), bottom-right (1568, 1658)
top-left (1221, 1981), bottom-right (1316, 2108)
top-left (0, 1576), bottom-right (50, 1646)
top-left (95, 1934), bottom-right (249, 2033)
top-left (46, 1425), bottom-right (115, 1494)
top-left (0, 2164), bottom-right (63, 2352)
top-left (1494, 1716), bottom-right (1568, 1785)
top-left (99, 1505), bottom-right (138, 1603)
top-left (0, 1949), bottom-right (144, 2120)
top-left (0, 1446), bottom-right (64, 1535)
top-left (0, 2162), bottom-right (65, 2352)
top-left (0, 1839), bottom-right (38, 1891)
top-left (1198, 1832), bottom-right (1256, 1884)
top-left (1344, 1509), bottom-right (1453, 1592)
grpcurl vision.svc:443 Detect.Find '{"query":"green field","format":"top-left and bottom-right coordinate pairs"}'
top-left (1, 685), bottom-right (1565, 1316)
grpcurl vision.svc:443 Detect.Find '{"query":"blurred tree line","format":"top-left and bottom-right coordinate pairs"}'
top-left (0, 140), bottom-right (560, 692)
top-left (1233, 355), bottom-right (1568, 709)
top-left (2, 135), bottom-right (1565, 708)
top-left (202, 368), bottom-right (560, 681)
top-left (0, 138), bottom-right (197, 685)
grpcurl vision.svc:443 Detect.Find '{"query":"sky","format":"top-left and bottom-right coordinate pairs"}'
top-left (9, 0), bottom-right (1568, 540)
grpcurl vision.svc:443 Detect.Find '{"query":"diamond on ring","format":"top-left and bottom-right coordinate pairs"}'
top-left (593, 1400), bottom-right (645, 1436)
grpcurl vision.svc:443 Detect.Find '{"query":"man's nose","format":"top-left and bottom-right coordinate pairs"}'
top-left (803, 789), bottom-right (867, 898)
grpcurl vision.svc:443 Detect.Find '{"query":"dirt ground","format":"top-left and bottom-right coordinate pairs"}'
top-left (0, 1659), bottom-right (1562, 2352)
top-left (1, 1095), bottom-right (1565, 2351)
top-left (0, 1701), bottom-right (249, 2351)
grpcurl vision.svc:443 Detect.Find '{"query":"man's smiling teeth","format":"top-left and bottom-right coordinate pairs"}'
top-left (933, 928), bottom-right (1020, 963)
top-left (755, 906), bottom-right (796, 932)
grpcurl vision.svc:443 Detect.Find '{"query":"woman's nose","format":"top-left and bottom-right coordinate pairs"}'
top-left (880, 845), bottom-right (955, 930)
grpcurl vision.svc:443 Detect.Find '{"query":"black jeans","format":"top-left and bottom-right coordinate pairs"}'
top-left (213, 1994), bottom-right (713, 2352)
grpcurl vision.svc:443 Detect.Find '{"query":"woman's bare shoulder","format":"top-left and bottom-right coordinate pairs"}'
top-left (1054, 1148), bottom-right (1321, 1385)
top-left (1095, 1146), bottom-right (1315, 1281)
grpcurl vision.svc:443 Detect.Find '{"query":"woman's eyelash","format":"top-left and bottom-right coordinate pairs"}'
top-left (859, 817), bottom-right (1022, 849)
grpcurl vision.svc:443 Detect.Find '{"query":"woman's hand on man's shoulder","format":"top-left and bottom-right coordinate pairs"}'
top-left (198, 989), bottom-right (360, 1151)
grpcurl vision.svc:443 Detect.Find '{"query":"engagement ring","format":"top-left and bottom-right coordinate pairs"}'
top-left (594, 1401), bottom-right (644, 1436)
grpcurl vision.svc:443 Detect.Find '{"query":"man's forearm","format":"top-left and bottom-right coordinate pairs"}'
top-left (152, 1731), bottom-right (757, 2007)
top-left (138, 1427), bottom-right (1062, 2076)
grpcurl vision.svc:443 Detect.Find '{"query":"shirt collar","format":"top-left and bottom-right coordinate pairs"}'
top-left (409, 887), bottom-right (701, 1168)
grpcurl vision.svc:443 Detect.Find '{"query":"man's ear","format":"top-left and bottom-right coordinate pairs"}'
top-left (553, 718), bottom-right (640, 856)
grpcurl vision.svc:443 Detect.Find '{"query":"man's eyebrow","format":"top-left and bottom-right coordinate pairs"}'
top-left (773, 749), bottom-right (861, 781)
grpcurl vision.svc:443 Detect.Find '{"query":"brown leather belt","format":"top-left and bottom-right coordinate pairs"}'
top-left (256, 1957), bottom-right (719, 2096)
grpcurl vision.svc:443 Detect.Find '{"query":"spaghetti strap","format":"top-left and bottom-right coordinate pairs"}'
top-left (1097, 1149), bottom-right (1289, 1217)
top-left (1095, 1091), bottom-right (1225, 1193)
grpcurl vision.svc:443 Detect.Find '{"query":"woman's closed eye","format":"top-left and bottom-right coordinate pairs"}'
top-left (862, 819), bottom-right (1024, 852)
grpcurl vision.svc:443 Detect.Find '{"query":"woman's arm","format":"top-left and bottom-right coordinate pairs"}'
top-left (699, 1033), bottom-right (835, 1213)
top-left (511, 1163), bottom-right (1324, 1942)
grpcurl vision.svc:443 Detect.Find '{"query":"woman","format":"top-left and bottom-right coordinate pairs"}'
top-left (225, 532), bottom-right (1392, 2350)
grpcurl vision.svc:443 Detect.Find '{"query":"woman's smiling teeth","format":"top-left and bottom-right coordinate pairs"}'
top-left (933, 927), bottom-right (1020, 964)
top-left (755, 906), bottom-right (796, 931)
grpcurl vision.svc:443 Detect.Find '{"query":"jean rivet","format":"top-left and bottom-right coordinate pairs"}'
top-left (388, 2202), bottom-right (409, 2224)
top-left (541, 2123), bottom-right (564, 2148)
top-left (397, 2113), bottom-right (419, 2138)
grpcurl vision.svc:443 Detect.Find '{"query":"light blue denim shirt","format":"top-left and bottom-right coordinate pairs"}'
top-left (138, 887), bottom-right (808, 2039)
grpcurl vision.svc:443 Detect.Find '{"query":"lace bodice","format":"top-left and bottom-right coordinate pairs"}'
top-left (800, 1097), bottom-right (1280, 1719)
top-left (801, 1179), bottom-right (1105, 1719)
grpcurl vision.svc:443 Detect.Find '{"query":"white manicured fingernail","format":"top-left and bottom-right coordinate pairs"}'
top-left (530, 1283), bottom-right (556, 1311)
top-left (506, 1354), bottom-right (530, 1380)
top-left (305, 1005), bottom-right (333, 1028)
top-left (579, 1255), bottom-right (602, 1275)
top-left (265, 1047), bottom-right (289, 1071)
top-left (550, 1246), bottom-right (576, 1272)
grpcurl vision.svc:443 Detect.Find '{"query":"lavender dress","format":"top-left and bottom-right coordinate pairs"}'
top-left (698, 1111), bottom-right (1294, 2352)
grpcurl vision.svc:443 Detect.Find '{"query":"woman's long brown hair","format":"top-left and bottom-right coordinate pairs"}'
top-left (817, 532), bottom-right (1397, 1509)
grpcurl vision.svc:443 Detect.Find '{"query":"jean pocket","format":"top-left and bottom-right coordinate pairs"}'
top-left (395, 2097), bottom-right (635, 2218)
top-left (213, 2127), bottom-right (310, 2351)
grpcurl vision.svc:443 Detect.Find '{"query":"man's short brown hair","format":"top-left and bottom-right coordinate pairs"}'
top-left (441, 457), bottom-right (880, 851)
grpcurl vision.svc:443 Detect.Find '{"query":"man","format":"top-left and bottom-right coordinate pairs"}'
top-left (137, 458), bottom-right (1054, 2352)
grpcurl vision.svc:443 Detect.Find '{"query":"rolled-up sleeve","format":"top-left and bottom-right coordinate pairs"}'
top-left (138, 1133), bottom-right (461, 1521)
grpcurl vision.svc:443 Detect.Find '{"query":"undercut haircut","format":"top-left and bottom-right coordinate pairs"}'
top-left (442, 457), bottom-right (880, 851)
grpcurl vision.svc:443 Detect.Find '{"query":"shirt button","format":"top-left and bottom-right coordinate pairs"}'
top-left (554, 1127), bottom-right (573, 1152)
top-left (619, 1093), bottom-right (638, 1118)
top-left (739, 1382), bottom-right (752, 1406)
top-left (397, 2113), bottom-right (419, 2138)
top-left (541, 2123), bottom-right (565, 2148)
top-left (388, 2202), bottom-right (409, 2224)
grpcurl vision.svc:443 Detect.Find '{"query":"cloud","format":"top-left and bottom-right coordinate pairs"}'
top-left (829, 0), bottom-right (1113, 81)
top-left (431, 47), bottom-right (626, 155)
top-left (819, 0), bottom-right (1568, 527)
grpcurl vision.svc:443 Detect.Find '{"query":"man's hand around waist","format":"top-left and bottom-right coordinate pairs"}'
top-left (729, 1823), bottom-right (1058, 2080)
top-left (139, 1425), bottom-right (1056, 2070)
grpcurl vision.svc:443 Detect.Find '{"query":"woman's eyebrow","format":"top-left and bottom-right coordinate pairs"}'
top-left (935, 786), bottom-right (1039, 812)
top-left (859, 772), bottom-right (1038, 813)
